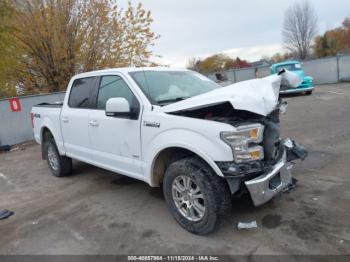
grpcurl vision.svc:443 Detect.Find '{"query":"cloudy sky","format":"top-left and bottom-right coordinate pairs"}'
top-left (122, 0), bottom-right (349, 67)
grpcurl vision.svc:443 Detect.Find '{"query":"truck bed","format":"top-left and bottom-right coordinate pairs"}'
top-left (31, 103), bottom-right (63, 145)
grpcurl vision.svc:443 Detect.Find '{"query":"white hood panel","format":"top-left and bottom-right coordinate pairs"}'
top-left (162, 70), bottom-right (302, 116)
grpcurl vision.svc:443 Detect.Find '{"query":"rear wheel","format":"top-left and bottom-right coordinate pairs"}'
top-left (163, 157), bottom-right (231, 235)
top-left (44, 138), bottom-right (72, 177)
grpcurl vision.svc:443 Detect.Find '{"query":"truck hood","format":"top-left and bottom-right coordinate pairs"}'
top-left (162, 70), bottom-right (302, 116)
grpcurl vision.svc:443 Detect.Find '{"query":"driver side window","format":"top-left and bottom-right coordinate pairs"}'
top-left (97, 75), bottom-right (137, 111)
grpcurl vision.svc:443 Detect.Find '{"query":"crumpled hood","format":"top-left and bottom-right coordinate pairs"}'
top-left (162, 70), bottom-right (302, 116)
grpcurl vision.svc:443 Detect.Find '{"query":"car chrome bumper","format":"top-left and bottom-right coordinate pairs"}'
top-left (245, 152), bottom-right (292, 206)
top-left (280, 86), bottom-right (313, 94)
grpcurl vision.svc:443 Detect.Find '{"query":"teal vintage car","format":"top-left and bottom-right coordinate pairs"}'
top-left (271, 61), bottom-right (314, 95)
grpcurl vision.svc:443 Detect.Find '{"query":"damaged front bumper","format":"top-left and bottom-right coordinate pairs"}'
top-left (245, 140), bottom-right (307, 206)
top-left (245, 151), bottom-right (291, 206)
top-left (218, 139), bottom-right (308, 206)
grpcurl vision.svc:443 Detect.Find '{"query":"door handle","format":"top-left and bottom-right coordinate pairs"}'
top-left (62, 117), bottom-right (69, 123)
top-left (89, 120), bottom-right (99, 127)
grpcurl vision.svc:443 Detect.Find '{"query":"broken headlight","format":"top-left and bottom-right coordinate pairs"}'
top-left (221, 124), bottom-right (264, 163)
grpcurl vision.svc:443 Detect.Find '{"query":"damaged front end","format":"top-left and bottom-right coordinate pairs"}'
top-left (169, 98), bottom-right (308, 206)
top-left (164, 70), bottom-right (308, 206)
top-left (218, 138), bottom-right (307, 207)
top-left (213, 105), bottom-right (308, 206)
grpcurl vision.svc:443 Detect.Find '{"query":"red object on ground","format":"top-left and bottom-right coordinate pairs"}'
top-left (9, 98), bottom-right (22, 112)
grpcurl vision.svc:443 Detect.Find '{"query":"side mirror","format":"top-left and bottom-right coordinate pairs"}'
top-left (106, 98), bottom-right (131, 118)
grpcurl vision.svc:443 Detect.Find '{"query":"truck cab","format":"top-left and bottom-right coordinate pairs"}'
top-left (271, 61), bottom-right (314, 95)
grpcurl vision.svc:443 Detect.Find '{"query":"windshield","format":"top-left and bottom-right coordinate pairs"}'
top-left (129, 70), bottom-right (219, 105)
top-left (275, 63), bottom-right (302, 72)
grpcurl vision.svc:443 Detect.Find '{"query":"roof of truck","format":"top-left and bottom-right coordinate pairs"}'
top-left (73, 67), bottom-right (188, 79)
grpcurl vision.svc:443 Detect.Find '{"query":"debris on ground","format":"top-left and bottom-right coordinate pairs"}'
top-left (10, 146), bottom-right (25, 152)
top-left (0, 145), bottom-right (11, 152)
top-left (237, 221), bottom-right (258, 230)
top-left (0, 209), bottom-right (15, 220)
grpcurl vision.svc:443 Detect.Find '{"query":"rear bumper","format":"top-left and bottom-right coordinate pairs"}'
top-left (245, 152), bottom-right (292, 206)
top-left (280, 86), bottom-right (313, 94)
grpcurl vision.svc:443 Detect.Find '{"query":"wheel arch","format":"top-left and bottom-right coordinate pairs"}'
top-left (150, 145), bottom-right (224, 187)
top-left (39, 114), bottom-right (66, 156)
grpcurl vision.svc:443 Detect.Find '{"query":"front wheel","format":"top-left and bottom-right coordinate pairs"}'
top-left (163, 157), bottom-right (231, 235)
top-left (44, 139), bottom-right (72, 177)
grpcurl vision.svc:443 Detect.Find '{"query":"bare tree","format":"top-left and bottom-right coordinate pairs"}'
top-left (282, 0), bottom-right (318, 59)
top-left (186, 57), bottom-right (201, 71)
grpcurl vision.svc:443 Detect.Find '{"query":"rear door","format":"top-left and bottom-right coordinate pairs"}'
top-left (88, 74), bottom-right (143, 179)
top-left (61, 77), bottom-right (98, 162)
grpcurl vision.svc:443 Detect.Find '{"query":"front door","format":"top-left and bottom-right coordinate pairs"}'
top-left (88, 75), bottom-right (143, 179)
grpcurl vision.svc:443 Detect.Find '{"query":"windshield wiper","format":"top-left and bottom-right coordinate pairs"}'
top-left (156, 97), bottom-right (190, 105)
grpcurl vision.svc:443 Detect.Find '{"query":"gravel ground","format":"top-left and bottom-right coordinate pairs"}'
top-left (0, 83), bottom-right (349, 255)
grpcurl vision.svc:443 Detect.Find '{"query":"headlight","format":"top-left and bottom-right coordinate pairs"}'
top-left (306, 77), bottom-right (313, 83)
top-left (221, 124), bottom-right (264, 163)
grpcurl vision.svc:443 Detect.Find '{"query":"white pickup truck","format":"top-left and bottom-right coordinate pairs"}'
top-left (31, 67), bottom-right (307, 235)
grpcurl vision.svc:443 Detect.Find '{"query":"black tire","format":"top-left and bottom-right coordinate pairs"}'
top-left (163, 157), bottom-right (231, 235)
top-left (44, 138), bottom-right (72, 177)
top-left (305, 90), bottom-right (312, 95)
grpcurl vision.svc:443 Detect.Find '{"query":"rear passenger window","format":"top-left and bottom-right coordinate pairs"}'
top-left (97, 75), bottom-right (137, 110)
top-left (68, 77), bottom-right (96, 108)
